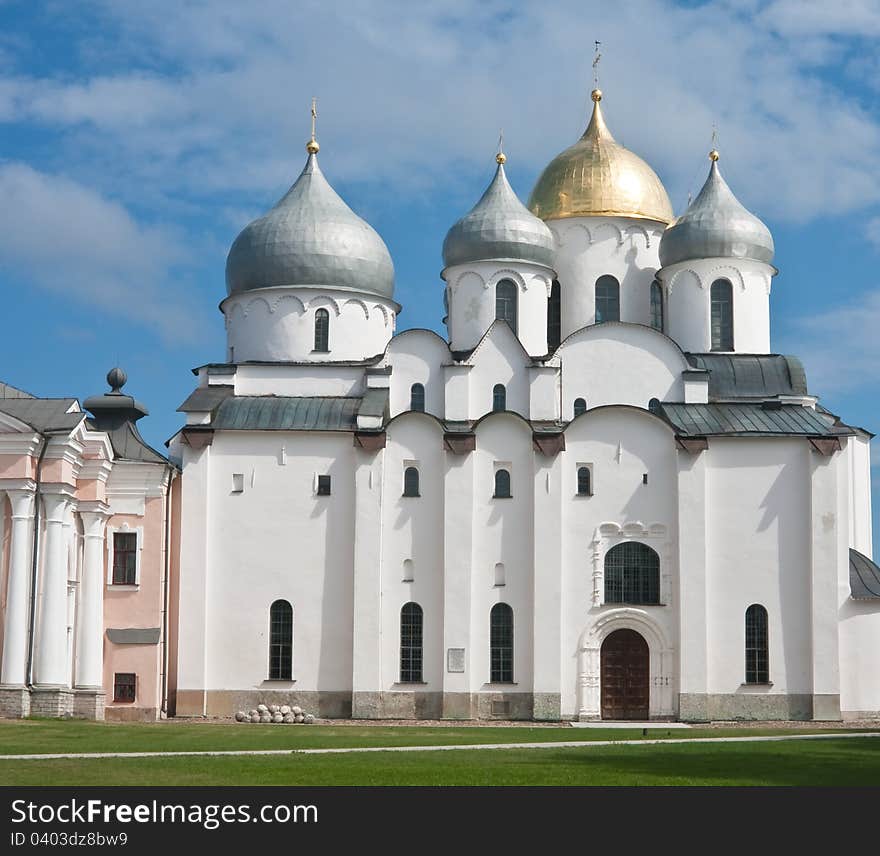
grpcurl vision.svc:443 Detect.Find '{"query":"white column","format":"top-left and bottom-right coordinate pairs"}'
top-left (677, 450), bottom-right (709, 721)
top-left (0, 489), bottom-right (35, 686)
top-left (34, 492), bottom-right (72, 687)
top-left (441, 451), bottom-right (475, 718)
top-left (532, 454), bottom-right (562, 719)
top-left (351, 448), bottom-right (385, 717)
top-left (75, 509), bottom-right (109, 689)
top-left (809, 451), bottom-right (843, 720)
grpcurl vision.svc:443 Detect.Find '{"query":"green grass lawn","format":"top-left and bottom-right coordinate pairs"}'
top-left (0, 721), bottom-right (878, 786)
top-left (1, 737), bottom-right (878, 786)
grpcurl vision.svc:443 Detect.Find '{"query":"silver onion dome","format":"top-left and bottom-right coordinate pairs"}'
top-left (660, 153), bottom-right (774, 268)
top-left (443, 155), bottom-right (555, 270)
top-left (225, 152), bottom-right (395, 298)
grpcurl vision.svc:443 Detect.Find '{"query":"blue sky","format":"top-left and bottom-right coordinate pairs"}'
top-left (2, 0), bottom-right (880, 547)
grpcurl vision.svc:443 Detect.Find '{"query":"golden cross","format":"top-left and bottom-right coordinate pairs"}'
top-left (311, 97), bottom-right (318, 142)
top-left (592, 41), bottom-right (602, 89)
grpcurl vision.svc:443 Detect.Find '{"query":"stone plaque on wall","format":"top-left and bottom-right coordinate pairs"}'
top-left (447, 648), bottom-right (465, 673)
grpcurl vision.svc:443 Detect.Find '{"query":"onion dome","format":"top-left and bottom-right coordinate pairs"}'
top-left (443, 151), bottom-right (555, 269)
top-left (660, 151), bottom-right (774, 267)
top-left (528, 90), bottom-right (673, 223)
top-left (225, 148), bottom-right (395, 299)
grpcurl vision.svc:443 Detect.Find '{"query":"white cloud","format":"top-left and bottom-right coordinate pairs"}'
top-left (0, 163), bottom-right (212, 342)
top-left (0, 0), bottom-right (878, 225)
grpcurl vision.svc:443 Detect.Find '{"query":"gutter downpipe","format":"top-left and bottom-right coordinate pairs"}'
top-left (159, 465), bottom-right (176, 718)
top-left (25, 434), bottom-right (50, 689)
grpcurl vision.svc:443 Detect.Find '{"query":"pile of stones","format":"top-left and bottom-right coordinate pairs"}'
top-left (234, 704), bottom-right (315, 724)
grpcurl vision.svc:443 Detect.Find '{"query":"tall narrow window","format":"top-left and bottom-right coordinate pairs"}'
top-left (403, 466), bottom-right (420, 497)
top-left (492, 384), bottom-right (506, 412)
top-left (314, 308), bottom-right (330, 352)
top-left (547, 279), bottom-right (561, 350)
top-left (595, 275), bottom-right (620, 323)
top-left (577, 466), bottom-right (592, 496)
top-left (711, 279), bottom-right (733, 351)
top-left (112, 532), bottom-right (137, 585)
top-left (604, 542), bottom-right (660, 605)
top-left (494, 469), bottom-right (511, 498)
top-left (745, 604), bottom-right (769, 684)
top-left (495, 279), bottom-right (518, 333)
top-left (400, 602), bottom-right (423, 682)
top-left (490, 603), bottom-right (514, 682)
top-left (650, 280), bottom-right (664, 331)
top-left (269, 600), bottom-right (293, 680)
top-left (410, 383), bottom-right (425, 412)
top-left (573, 397), bottom-right (587, 417)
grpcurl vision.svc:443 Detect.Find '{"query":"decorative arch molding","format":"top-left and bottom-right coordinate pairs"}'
top-left (486, 268), bottom-right (528, 293)
top-left (666, 267), bottom-right (704, 293)
top-left (344, 298), bottom-right (370, 320)
top-left (451, 270), bottom-right (485, 293)
top-left (576, 607), bottom-right (675, 721)
top-left (271, 293), bottom-right (308, 316)
top-left (623, 224), bottom-right (652, 248)
top-left (305, 295), bottom-right (342, 317)
top-left (240, 295), bottom-right (273, 318)
top-left (371, 303), bottom-right (393, 328)
top-left (589, 221), bottom-right (625, 247)
top-left (706, 264), bottom-right (746, 293)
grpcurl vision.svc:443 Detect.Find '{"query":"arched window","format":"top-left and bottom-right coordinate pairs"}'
top-left (648, 397), bottom-right (661, 413)
top-left (314, 308), bottom-right (330, 352)
top-left (400, 602), bottom-right (423, 683)
top-left (410, 383), bottom-right (425, 412)
top-left (577, 466), bottom-right (592, 496)
top-left (650, 280), bottom-right (664, 331)
top-left (269, 600), bottom-right (293, 680)
top-left (595, 275), bottom-right (620, 323)
top-left (403, 466), bottom-right (420, 497)
top-left (495, 279), bottom-right (518, 333)
top-left (492, 384), bottom-right (506, 412)
top-left (494, 469), bottom-right (511, 498)
top-left (573, 397), bottom-right (587, 417)
top-left (547, 279), bottom-right (561, 350)
top-left (604, 542), bottom-right (660, 605)
top-left (711, 279), bottom-right (733, 351)
top-left (490, 603), bottom-right (514, 682)
top-left (745, 604), bottom-right (769, 684)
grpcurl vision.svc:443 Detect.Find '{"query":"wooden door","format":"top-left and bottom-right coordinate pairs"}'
top-left (601, 629), bottom-right (649, 720)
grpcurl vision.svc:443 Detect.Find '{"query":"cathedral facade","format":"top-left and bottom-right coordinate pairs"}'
top-left (170, 88), bottom-right (880, 722)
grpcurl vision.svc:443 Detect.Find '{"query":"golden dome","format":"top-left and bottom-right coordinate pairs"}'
top-left (528, 90), bottom-right (673, 223)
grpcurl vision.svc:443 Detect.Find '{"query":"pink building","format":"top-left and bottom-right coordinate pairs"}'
top-left (0, 370), bottom-right (178, 721)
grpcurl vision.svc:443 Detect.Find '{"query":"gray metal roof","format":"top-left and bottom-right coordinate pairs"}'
top-left (686, 353), bottom-right (808, 399)
top-left (212, 396), bottom-right (362, 431)
top-left (0, 381), bottom-right (35, 399)
top-left (106, 628), bottom-right (161, 644)
top-left (443, 161), bottom-right (555, 270)
top-left (225, 152), bottom-right (395, 299)
top-left (85, 419), bottom-right (168, 465)
top-left (660, 159), bottom-right (774, 267)
top-left (660, 402), bottom-right (839, 437)
top-left (177, 385), bottom-right (234, 413)
top-left (850, 549), bottom-right (880, 599)
top-left (358, 388), bottom-right (389, 419)
top-left (0, 398), bottom-right (84, 433)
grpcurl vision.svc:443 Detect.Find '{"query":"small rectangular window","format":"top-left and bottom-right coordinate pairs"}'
top-left (232, 473), bottom-right (244, 493)
top-left (112, 532), bottom-right (137, 585)
top-left (317, 475), bottom-right (332, 496)
top-left (113, 672), bottom-right (136, 703)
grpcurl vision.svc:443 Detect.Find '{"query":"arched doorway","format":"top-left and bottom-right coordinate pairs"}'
top-left (601, 628), bottom-right (649, 720)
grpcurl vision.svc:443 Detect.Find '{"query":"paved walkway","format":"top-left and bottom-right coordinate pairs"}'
top-left (1, 731), bottom-right (879, 761)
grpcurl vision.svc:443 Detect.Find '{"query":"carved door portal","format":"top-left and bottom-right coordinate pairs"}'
top-left (600, 629), bottom-right (649, 720)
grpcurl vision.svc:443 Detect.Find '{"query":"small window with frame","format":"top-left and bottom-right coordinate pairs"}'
top-left (316, 475), bottom-right (332, 496)
top-left (112, 532), bottom-right (138, 585)
top-left (113, 672), bottom-right (136, 703)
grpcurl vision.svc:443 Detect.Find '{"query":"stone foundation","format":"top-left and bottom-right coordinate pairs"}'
top-left (72, 689), bottom-right (106, 721)
top-left (679, 692), bottom-right (816, 721)
top-left (533, 693), bottom-right (562, 721)
top-left (176, 689), bottom-right (353, 719)
top-left (104, 705), bottom-right (160, 723)
top-left (0, 686), bottom-right (31, 718)
top-left (29, 687), bottom-right (74, 718)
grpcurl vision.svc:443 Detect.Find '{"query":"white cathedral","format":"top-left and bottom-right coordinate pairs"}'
top-left (170, 88), bottom-right (880, 723)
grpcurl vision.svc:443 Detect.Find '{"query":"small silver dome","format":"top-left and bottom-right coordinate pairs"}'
top-left (443, 160), bottom-right (555, 270)
top-left (660, 157), bottom-right (774, 268)
top-left (226, 152), bottom-right (395, 299)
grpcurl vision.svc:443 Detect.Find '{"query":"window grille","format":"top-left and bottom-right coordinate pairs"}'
top-left (113, 673), bottom-right (136, 703)
top-left (490, 603), bottom-right (513, 682)
top-left (604, 542), bottom-right (660, 604)
top-left (650, 280), bottom-right (664, 331)
top-left (269, 600), bottom-right (293, 680)
top-left (410, 383), bottom-right (425, 412)
top-left (495, 280), bottom-right (518, 333)
top-left (745, 604), bottom-right (769, 683)
top-left (112, 532), bottom-right (137, 585)
top-left (400, 602), bottom-right (423, 682)
top-left (314, 308), bottom-right (330, 352)
top-left (711, 279), bottom-right (733, 350)
top-left (595, 275), bottom-right (620, 323)
top-left (577, 466), bottom-right (592, 496)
